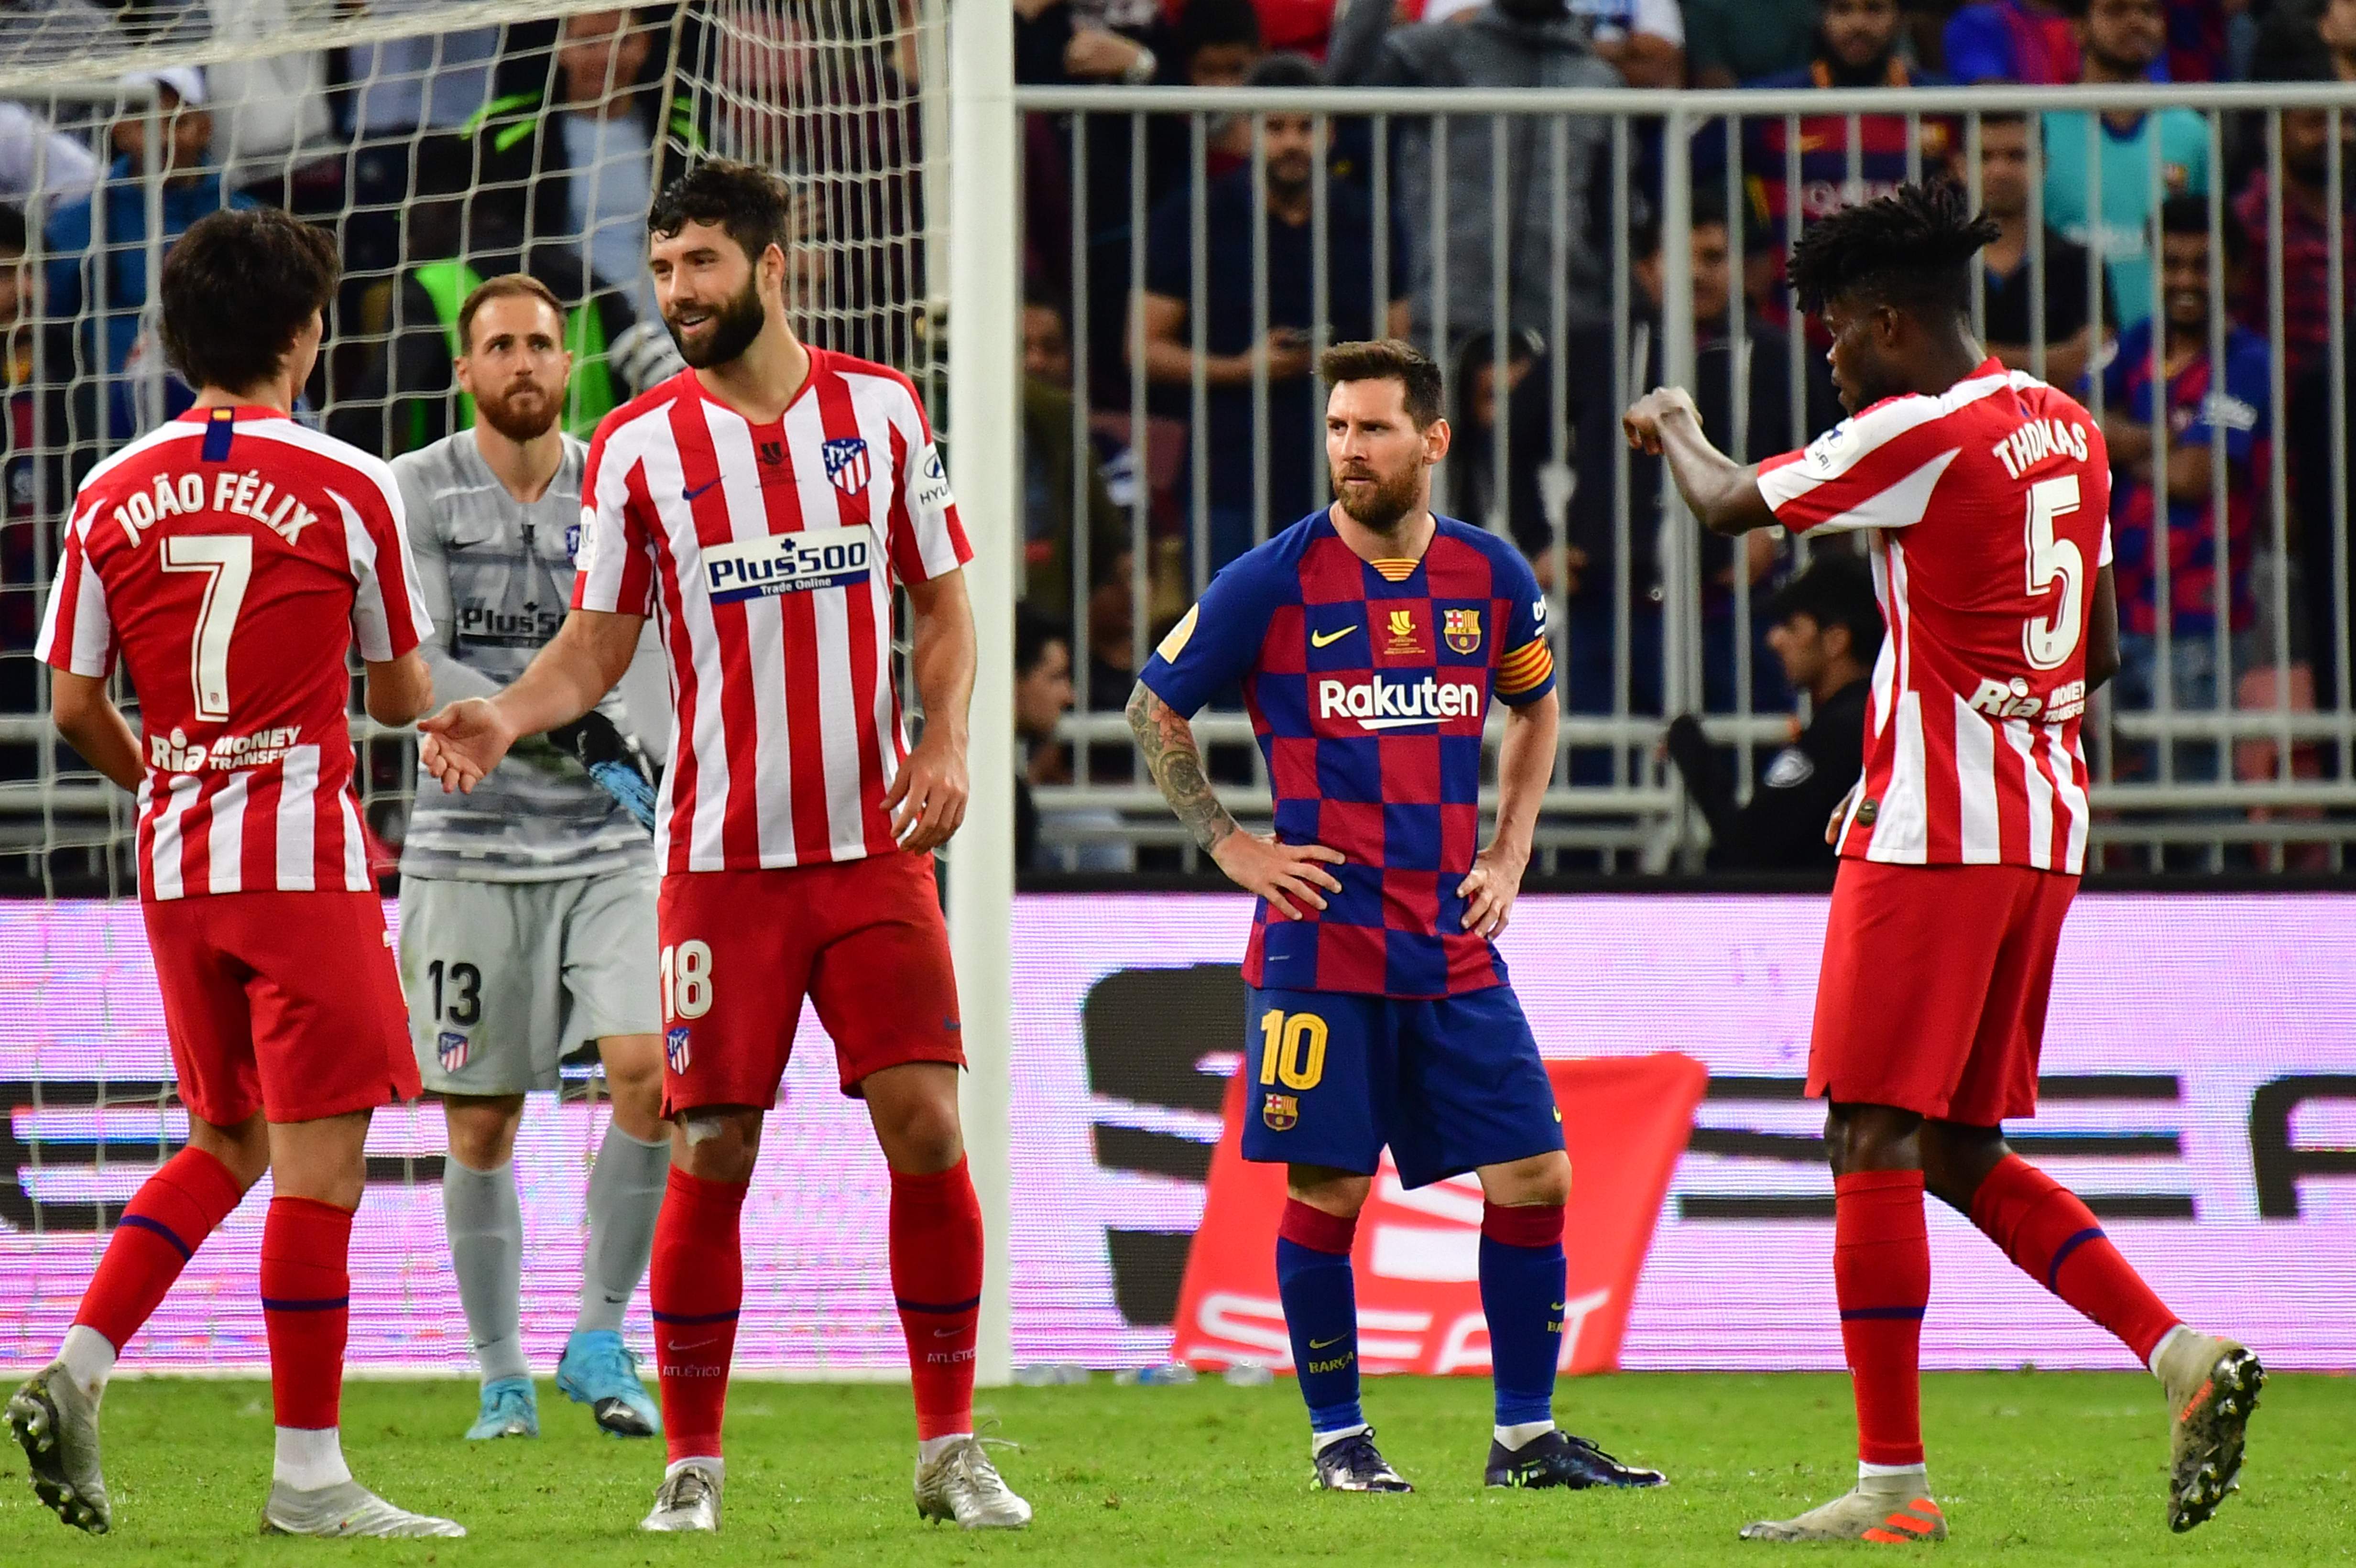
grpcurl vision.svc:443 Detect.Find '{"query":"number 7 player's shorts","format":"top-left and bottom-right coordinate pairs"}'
top-left (142, 889), bottom-right (420, 1126)
top-left (655, 851), bottom-right (966, 1115)
top-left (1239, 983), bottom-right (1564, 1189)
top-left (1808, 859), bottom-right (2080, 1125)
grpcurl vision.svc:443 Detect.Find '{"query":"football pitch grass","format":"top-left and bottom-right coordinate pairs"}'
top-left (4, 1372), bottom-right (2351, 1566)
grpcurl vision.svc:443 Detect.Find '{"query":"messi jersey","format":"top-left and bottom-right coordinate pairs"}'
top-left (1140, 511), bottom-right (1555, 999)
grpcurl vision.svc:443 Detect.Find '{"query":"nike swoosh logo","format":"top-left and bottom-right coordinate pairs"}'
top-left (1310, 626), bottom-right (1357, 648)
top-left (931, 1327), bottom-right (965, 1339)
top-left (682, 478), bottom-right (721, 503)
top-left (1550, 1303), bottom-right (1566, 1312)
top-left (1308, 1335), bottom-right (1347, 1350)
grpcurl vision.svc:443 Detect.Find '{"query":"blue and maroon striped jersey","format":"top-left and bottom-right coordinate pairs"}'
top-left (1141, 510), bottom-right (1555, 999)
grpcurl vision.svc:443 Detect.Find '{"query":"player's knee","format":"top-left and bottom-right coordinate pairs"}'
top-left (1824, 1103), bottom-right (1923, 1176)
top-left (674, 1109), bottom-right (762, 1182)
top-left (1920, 1122), bottom-right (2008, 1212)
top-left (872, 1096), bottom-right (963, 1174)
top-left (1485, 1150), bottom-right (1571, 1208)
top-left (1286, 1167), bottom-right (1371, 1218)
top-left (189, 1113), bottom-right (270, 1190)
top-left (600, 1047), bottom-right (665, 1118)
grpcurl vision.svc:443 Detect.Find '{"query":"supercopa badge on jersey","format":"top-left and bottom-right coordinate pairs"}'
top-left (701, 523), bottom-right (875, 603)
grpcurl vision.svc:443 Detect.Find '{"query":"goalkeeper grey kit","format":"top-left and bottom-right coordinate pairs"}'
top-left (394, 430), bottom-right (654, 879)
top-left (393, 429), bottom-right (660, 1089)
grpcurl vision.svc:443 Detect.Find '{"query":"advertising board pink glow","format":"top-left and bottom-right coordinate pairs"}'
top-left (0, 893), bottom-right (2349, 1373)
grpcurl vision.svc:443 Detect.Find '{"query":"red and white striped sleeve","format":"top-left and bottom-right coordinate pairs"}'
top-left (34, 503), bottom-right (116, 678)
top-left (1755, 393), bottom-right (1968, 535)
top-left (334, 449), bottom-right (429, 662)
top-left (571, 416), bottom-right (658, 616)
top-left (881, 375), bottom-right (972, 587)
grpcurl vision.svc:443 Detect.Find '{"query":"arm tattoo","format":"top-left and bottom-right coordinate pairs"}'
top-left (1126, 680), bottom-right (1239, 853)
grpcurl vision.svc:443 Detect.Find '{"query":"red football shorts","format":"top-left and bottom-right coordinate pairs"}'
top-left (141, 890), bottom-right (419, 1127)
top-left (655, 852), bottom-right (965, 1114)
top-left (1808, 859), bottom-right (2080, 1126)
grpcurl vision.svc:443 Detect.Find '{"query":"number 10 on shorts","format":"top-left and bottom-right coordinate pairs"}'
top-left (660, 940), bottom-right (714, 1022)
top-left (1257, 1008), bottom-right (1328, 1091)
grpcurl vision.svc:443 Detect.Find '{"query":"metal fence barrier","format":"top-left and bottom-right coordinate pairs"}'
top-left (8, 82), bottom-right (2356, 883)
top-left (1013, 83), bottom-right (2356, 874)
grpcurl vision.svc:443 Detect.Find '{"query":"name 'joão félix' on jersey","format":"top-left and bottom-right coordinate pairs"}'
top-left (111, 468), bottom-right (318, 549)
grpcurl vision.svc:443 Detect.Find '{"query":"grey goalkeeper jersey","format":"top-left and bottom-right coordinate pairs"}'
top-left (396, 430), bottom-right (655, 882)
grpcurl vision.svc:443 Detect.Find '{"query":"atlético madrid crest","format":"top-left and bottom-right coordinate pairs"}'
top-left (1444, 607), bottom-right (1482, 655)
top-left (822, 436), bottom-right (871, 495)
top-left (1262, 1093), bottom-right (1298, 1132)
top-left (666, 1025), bottom-right (692, 1074)
top-left (437, 1031), bottom-right (470, 1074)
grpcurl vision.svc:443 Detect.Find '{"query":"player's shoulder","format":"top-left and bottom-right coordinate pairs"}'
top-left (1429, 514), bottom-right (1535, 582)
top-left (388, 429), bottom-right (473, 489)
top-left (819, 349), bottom-right (930, 427)
top-left (1798, 365), bottom-right (2017, 470)
top-left (590, 370), bottom-right (697, 454)
top-left (75, 416), bottom-right (201, 500)
top-left (238, 415), bottom-right (402, 494)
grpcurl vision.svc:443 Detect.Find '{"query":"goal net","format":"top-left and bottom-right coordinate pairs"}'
top-left (0, 0), bottom-right (952, 1376)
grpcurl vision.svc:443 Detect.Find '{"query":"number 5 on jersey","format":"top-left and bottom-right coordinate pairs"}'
top-left (662, 939), bottom-right (714, 1022)
top-left (2021, 475), bottom-right (2083, 671)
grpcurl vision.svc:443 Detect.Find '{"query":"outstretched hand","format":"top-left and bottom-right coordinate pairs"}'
top-left (418, 698), bottom-right (518, 795)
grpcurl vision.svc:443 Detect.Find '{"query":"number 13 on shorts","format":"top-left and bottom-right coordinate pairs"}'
top-left (661, 939), bottom-right (714, 1022)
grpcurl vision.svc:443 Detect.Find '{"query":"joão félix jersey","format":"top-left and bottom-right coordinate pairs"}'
top-left (1140, 510), bottom-right (1555, 999)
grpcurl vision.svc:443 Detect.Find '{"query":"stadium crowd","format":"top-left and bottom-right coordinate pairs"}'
top-left (2, 0), bottom-right (2353, 869)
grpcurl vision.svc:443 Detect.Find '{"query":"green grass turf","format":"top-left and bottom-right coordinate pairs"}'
top-left (3, 1372), bottom-right (2351, 1566)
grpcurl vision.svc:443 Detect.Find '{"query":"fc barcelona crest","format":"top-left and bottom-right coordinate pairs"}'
top-left (1262, 1093), bottom-right (1298, 1132)
top-left (1443, 607), bottom-right (1483, 654)
top-left (822, 436), bottom-right (872, 494)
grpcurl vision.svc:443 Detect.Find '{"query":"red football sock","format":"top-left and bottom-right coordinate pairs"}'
top-left (650, 1166), bottom-right (746, 1463)
top-left (890, 1157), bottom-right (983, 1441)
top-left (260, 1197), bottom-right (352, 1430)
top-left (1969, 1154), bottom-right (2179, 1362)
top-left (1834, 1170), bottom-right (1930, 1469)
top-left (76, 1146), bottom-right (244, 1353)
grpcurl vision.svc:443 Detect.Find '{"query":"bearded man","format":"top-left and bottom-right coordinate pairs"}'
top-left (1125, 338), bottom-right (1669, 1495)
top-left (393, 272), bottom-right (671, 1445)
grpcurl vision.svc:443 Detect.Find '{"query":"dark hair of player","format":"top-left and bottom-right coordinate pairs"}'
top-left (649, 159), bottom-right (791, 268)
top-left (458, 272), bottom-right (566, 355)
top-left (1787, 180), bottom-right (2000, 323)
top-left (1015, 604), bottom-right (1069, 678)
top-left (2160, 192), bottom-right (2247, 272)
top-left (1768, 552), bottom-right (1885, 664)
top-left (159, 207), bottom-right (340, 395)
top-left (1318, 338), bottom-right (1445, 429)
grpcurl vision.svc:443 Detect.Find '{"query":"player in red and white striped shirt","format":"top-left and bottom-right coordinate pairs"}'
top-left (418, 162), bottom-right (1026, 1534)
top-left (10, 209), bottom-right (460, 1539)
top-left (1626, 184), bottom-right (2259, 1543)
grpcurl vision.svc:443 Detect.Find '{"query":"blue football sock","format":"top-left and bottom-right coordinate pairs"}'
top-left (1480, 1204), bottom-right (1567, 1430)
top-left (1275, 1201), bottom-right (1362, 1436)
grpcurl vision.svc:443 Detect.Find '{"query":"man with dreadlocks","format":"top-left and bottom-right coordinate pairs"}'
top-left (1624, 181), bottom-right (2262, 1544)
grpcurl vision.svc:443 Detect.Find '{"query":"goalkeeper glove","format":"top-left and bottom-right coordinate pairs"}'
top-left (550, 710), bottom-right (659, 833)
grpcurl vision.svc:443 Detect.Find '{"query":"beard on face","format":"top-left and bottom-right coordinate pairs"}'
top-left (667, 273), bottom-right (768, 369)
top-left (1331, 458), bottom-right (1423, 533)
top-left (476, 378), bottom-right (561, 443)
